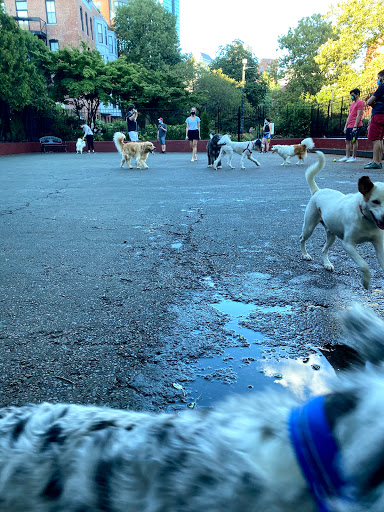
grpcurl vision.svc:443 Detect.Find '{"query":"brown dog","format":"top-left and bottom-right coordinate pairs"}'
top-left (113, 132), bottom-right (155, 169)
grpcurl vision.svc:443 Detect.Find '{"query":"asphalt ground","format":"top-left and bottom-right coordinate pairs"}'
top-left (1, 149), bottom-right (384, 411)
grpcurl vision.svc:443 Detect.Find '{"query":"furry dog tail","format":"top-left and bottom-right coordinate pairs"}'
top-left (340, 305), bottom-right (384, 365)
top-left (113, 132), bottom-right (126, 155)
top-left (300, 137), bottom-right (315, 150)
top-left (305, 151), bottom-right (325, 194)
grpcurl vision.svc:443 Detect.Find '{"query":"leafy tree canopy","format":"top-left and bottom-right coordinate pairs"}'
top-left (278, 13), bottom-right (336, 98)
top-left (196, 68), bottom-right (242, 113)
top-left (210, 40), bottom-right (267, 107)
top-left (316, 0), bottom-right (384, 87)
top-left (114, 0), bottom-right (181, 69)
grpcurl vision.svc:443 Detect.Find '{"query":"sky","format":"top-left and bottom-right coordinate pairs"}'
top-left (179, 0), bottom-right (335, 61)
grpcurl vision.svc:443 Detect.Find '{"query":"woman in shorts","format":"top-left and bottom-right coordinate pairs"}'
top-left (185, 107), bottom-right (201, 161)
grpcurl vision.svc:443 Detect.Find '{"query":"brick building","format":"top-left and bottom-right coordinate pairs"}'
top-left (3, 0), bottom-right (117, 61)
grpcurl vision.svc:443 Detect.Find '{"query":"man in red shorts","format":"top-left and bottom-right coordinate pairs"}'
top-left (365, 70), bottom-right (384, 169)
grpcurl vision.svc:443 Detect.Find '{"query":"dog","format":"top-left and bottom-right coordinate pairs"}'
top-left (113, 132), bottom-right (155, 169)
top-left (271, 137), bottom-right (315, 166)
top-left (76, 138), bottom-right (86, 154)
top-left (213, 134), bottom-right (261, 169)
top-left (0, 305), bottom-right (383, 511)
top-left (207, 133), bottom-right (222, 168)
top-left (300, 151), bottom-right (384, 289)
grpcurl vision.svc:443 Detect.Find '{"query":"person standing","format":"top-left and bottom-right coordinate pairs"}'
top-left (262, 118), bottom-right (272, 152)
top-left (126, 104), bottom-right (139, 142)
top-left (338, 88), bottom-right (365, 163)
top-left (185, 107), bottom-right (200, 161)
top-left (80, 123), bottom-right (94, 153)
top-left (365, 70), bottom-right (384, 169)
top-left (157, 117), bottom-right (167, 153)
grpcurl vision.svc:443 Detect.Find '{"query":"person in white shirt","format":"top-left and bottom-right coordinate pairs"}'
top-left (80, 123), bottom-right (94, 153)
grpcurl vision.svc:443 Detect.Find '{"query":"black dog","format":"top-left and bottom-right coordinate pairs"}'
top-left (207, 133), bottom-right (222, 168)
top-left (254, 139), bottom-right (262, 152)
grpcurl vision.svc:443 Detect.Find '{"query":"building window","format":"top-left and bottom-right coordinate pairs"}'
top-left (85, 12), bottom-right (89, 35)
top-left (97, 24), bottom-right (103, 43)
top-left (80, 6), bottom-right (84, 31)
top-left (104, 26), bottom-right (107, 45)
top-left (94, 0), bottom-right (101, 10)
top-left (108, 35), bottom-right (113, 53)
top-left (15, 1), bottom-right (28, 27)
top-left (45, 1), bottom-right (56, 24)
top-left (89, 17), bottom-right (93, 39)
top-left (49, 39), bottom-right (59, 51)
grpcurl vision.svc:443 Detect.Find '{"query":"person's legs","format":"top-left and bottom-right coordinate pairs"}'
top-left (352, 140), bottom-right (358, 159)
top-left (373, 139), bottom-right (383, 164)
top-left (192, 140), bottom-right (198, 160)
top-left (129, 131), bottom-right (138, 142)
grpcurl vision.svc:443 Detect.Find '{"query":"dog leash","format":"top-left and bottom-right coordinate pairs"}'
top-left (242, 142), bottom-right (254, 154)
top-left (289, 395), bottom-right (354, 512)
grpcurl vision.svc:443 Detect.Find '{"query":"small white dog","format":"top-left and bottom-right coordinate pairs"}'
top-left (1, 306), bottom-right (384, 510)
top-left (213, 134), bottom-right (261, 169)
top-left (300, 151), bottom-right (384, 289)
top-left (272, 137), bottom-right (315, 166)
top-left (76, 138), bottom-right (86, 154)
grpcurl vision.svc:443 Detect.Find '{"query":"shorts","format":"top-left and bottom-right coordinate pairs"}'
top-left (367, 114), bottom-right (384, 141)
top-left (158, 135), bottom-right (166, 145)
top-left (187, 129), bottom-right (199, 141)
top-left (345, 127), bottom-right (361, 141)
top-left (128, 131), bottom-right (139, 142)
top-left (262, 133), bottom-right (270, 139)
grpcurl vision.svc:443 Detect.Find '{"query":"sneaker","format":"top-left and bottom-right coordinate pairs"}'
top-left (364, 162), bottom-right (383, 169)
top-left (346, 157), bottom-right (356, 162)
top-left (338, 156), bottom-right (348, 162)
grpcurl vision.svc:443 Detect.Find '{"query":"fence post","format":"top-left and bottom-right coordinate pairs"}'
top-left (339, 97), bottom-right (344, 134)
top-left (237, 106), bottom-right (241, 141)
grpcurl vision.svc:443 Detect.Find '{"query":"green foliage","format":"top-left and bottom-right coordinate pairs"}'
top-left (210, 40), bottom-right (267, 107)
top-left (200, 111), bottom-right (210, 139)
top-left (48, 108), bottom-right (82, 140)
top-left (278, 14), bottom-right (336, 97)
top-left (104, 119), bottom-right (127, 141)
top-left (114, 0), bottom-right (181, 70)
top-left (196, 68), bottom-right (242, 114)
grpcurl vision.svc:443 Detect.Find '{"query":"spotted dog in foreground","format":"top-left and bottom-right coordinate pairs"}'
top-left (0, 306), bottom-right (383, 511)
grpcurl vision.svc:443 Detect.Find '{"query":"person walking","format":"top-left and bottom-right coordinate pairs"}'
top-left (365, 70), bottom-right (384, 169)
top-left (185, 107), bottom-right (201, 161)
top-left (157, 117), bottom-right (167, 153)
top-left (80, 123), bottom-right (94, 153)
top-left (262, 118), bottom-right (272, 152)
top-left (126, 104), bottom-right (139, 142)
top-left (338, 88), bottom-right (365, 163)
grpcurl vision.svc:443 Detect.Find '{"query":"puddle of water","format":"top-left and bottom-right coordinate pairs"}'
top-left (176, 299), bottom-right (337, 409)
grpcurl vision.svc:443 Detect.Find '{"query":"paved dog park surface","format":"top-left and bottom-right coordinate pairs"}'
top-left (1, 149), bottom-right (384, 411)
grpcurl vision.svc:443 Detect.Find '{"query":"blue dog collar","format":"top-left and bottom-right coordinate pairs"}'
top-left (289, 395), bottom-right (352, 512)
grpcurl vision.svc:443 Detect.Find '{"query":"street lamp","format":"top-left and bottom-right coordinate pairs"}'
top-left (240, 58), bottom-right (247, 140)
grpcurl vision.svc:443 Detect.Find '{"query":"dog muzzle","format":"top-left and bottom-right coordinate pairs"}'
top-left (289, 395), bottom-right (354, 512)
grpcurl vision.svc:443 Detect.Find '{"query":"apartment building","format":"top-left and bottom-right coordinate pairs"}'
top-left (3, 0), bottom-right (118, 61)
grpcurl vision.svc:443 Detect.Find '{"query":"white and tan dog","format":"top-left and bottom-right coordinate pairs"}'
top-left (301, 151), bottom-right (384, 289)
top-left (76, 138), bottom-right (86, 154)
top-left (113, 132), bottom-right (155, 169)
top-left (0, 306), bottom-right (384, 510)
top-left (213, 134), bottom-right (261, 170)
top-left (272, 137), bottom-right (315, 166)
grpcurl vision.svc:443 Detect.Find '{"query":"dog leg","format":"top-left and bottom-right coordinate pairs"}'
top-left (247, 154), bottom-right (261, 167)
top-left (372, 238), bottom-right (384, 275)
top-left (342, 240), bottom-right (371, 289)
top-left (227, 148), bottom-right (235, 169)
top-left (322, 230), bottom-right (336, 271)
top-left (300, 204), bottom-right (321, 261)
top-left (121, 158), bottom-right (125, 168)
top-left (240, 153), bottom-right (246, 169)
top-left (213, 149), bottom-right (224, 170)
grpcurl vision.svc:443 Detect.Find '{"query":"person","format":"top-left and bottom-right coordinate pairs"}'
top-left (126, 104), bottom-right (139, 142)
top-left (157, 117), bottom-right (167, 153)
top-left (338, 88), bottom-right (365, 163)
top-left (262, 118), bottom-right (272, 152)
top-left (80, 123), bottom-right (94, 153)
top-left (185, 107), bottom-right (201, 161)
top-left (365, 70), bottom-right (384, 169)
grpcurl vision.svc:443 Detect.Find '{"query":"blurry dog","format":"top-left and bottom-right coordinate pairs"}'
top-left (301, 151), bottom-right (384, 289)
top-left (76, 138), bottom-right (86, 154)
top-left (0, 306), bottom-right (384, 510)
top-left (207, 133), bottom-right (222, 168)
top-left (113, 132), bottom-right (155, 169)
top-left (213, 134), bottom-right (261, 169)
top-left (272, 137), bottom-right (314, 165)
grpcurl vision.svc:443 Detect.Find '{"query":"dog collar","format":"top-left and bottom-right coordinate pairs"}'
top-left (289, 395), bottom-right (352, 512)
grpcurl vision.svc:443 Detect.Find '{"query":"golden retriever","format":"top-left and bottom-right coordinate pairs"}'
top-left (113, 132), bottom-right (155, 169)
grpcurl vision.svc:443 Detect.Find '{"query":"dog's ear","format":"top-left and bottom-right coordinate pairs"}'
top-left (358, 176), bottom-right (374, 198)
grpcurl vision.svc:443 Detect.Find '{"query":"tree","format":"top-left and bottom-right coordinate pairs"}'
top-left (316, 0), bottom-right (384, 88)
top-left (0, 10), bottom-right (51, 139)
top-left (114, 0), bottom-right (181, 70)
top-left (210, 40), bottom-right (267, 107)
top-left (49, 43), bottom-right (113, 127)
top-left (278, 14), bottom-right (336, 97)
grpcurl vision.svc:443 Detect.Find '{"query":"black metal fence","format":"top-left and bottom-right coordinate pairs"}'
top-left (0, 89), bottom-right (375, 142)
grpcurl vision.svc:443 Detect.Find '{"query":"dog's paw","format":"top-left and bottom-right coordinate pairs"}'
top-left (324, 263), bottom-right (335, 272)
top-left (302, 254), bottom-right (312, 261)
top-left (217, 165), bottom-right (222, 169)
